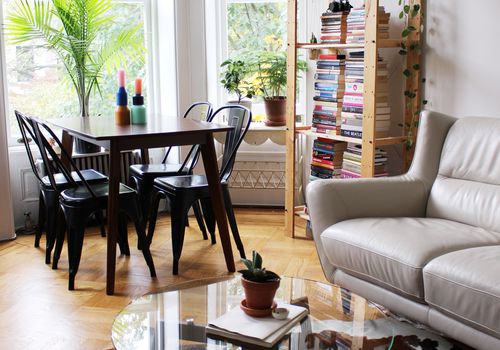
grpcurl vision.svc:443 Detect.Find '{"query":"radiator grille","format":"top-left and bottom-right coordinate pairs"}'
top-left (37, 150), bottom-right (142, 184)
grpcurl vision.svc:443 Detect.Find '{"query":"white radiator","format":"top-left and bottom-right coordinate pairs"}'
top-left (37, 150), bottom-right (142, 184)
top-left (71, 151), bottom-right (142, 184)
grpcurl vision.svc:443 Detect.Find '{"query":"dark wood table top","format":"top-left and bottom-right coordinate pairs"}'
top-left (47, 115), bottom-right (232, 140)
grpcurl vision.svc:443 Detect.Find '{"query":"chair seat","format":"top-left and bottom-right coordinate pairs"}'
top-left (130, 163), bottom-right (186, 178)
top-left (321, 217), bottom-right (500, 300)
top-left (61, 182), bottom-right (136, 204)
top-left (154, 174), bottom-right (211, 189)
top-left (41, 169), bottom-right (107, 188)
top-left (424, 246), bottom-right (500, 338)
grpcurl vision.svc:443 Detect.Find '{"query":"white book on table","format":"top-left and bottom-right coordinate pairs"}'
top-left (206, 302), bottom-right (309, 348)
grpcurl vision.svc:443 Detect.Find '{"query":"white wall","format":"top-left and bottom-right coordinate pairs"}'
top-left (424, 1), bottom-right (500, 118)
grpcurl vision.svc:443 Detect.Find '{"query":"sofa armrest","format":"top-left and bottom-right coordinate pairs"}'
top-left (306, 175), bottom-right (428, 280)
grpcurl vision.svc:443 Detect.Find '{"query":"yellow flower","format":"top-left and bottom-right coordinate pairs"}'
top-left (253, 114), bottom-right (265, 122)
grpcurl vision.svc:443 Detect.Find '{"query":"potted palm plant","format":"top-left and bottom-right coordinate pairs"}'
top-left (239, 250), bottom-right (280, 317)
top-left (220, 58), bottom-right (256, 111)
top-left (6, 0), bottom-right (144, 153)
top-left (254, 51), bottom-right (307, 126)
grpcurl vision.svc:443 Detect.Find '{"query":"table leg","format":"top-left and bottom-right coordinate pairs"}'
top-left (60, 131), bottom-right (73, 169)
top-left (140, 148), bottom-right (150, 164)
top-left (106, 142), bottom-right (121, 295)
top-left (200, 134), bottom-right (236, 273)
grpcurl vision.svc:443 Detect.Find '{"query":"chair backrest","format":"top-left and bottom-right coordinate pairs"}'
top-left (161, 102), bottom-right (214, 168)
top-left (212, 105), bottom-right (252, 182)
top-left (27, 114), bottom-right (98, 199)
top-left (15, 110), bottom-right (45, 185)
top-left (426, 116), bottom-right (500, 232)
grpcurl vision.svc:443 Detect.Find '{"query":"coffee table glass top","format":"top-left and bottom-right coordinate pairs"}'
top-left (112, 276), bottom-right (455, 349)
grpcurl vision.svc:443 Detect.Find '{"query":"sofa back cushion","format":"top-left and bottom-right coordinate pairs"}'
top-left (426, 117), bottom-right (500, 232)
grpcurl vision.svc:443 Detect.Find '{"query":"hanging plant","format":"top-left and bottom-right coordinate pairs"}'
top-left (397, 0), bottom-right (426, 152)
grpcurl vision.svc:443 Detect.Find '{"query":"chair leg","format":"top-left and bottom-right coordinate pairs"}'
top-left (117, 213), bottom-right (131, 256)
top-left (223, 187), bottom-right (246, 259)
top-left (123, 198), bottom-right (157, 278)
top-left (52, 209), bottom-right (66, 270)
top-left (67, 224), bottom-right (85, 290)
top-left (130, 175), bottom-right (153, 230)
top-left (95, 210), bottom-right (106, 237)
top-left (44, 202), bottom-right (59, 265)
top-left (35, 191), bottom-right (45, 248)
top-left (170, 198), bottom-right (191, 275)
top-left (192, 200), bottom-right (208, 240)
top-left (200, 198), bottom-right (216, 244)
top-left (147, 190), bottom-right (164, 245)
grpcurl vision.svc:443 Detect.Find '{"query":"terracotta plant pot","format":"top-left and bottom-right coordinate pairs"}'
top-left (241, 277), bottom-right (280, 311)
top-left (264, 96), bottom-right (286, 126)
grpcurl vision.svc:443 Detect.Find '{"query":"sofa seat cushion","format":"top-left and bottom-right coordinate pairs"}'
top-left (423, 246), bottom-right (500, 338)
top-left (321, 217), bottom-right (500, 300)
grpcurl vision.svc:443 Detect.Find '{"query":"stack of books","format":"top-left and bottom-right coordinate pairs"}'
top-left (320, 7), bottom-right (348, 44)
top-left (310, 138), bottom-right (347, 180)
top-left (312, 53), bottom-right (346, 135)
top-left (341, 144), bottom-right (388, 178)
top-left (346, 6), bottom-right (390, 44)
top-left (341, 43), bottom-right (391, 137)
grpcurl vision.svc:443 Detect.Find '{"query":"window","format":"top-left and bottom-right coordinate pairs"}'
top-left (212, 0), bottom-right (306, 115)
top-left (1, 0), bottom-right (151, 142)
top-left (226, 0), bottom-right (287, 60)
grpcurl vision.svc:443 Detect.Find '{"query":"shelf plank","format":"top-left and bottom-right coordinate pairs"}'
top-left (296, 129), bottom-right (405, 146)
top-left (375, 136), bottom-right (406, 146)
top-left (295, 129), bottom-right (362, 144)
top-left (296, 39), bottom-right (400, 50)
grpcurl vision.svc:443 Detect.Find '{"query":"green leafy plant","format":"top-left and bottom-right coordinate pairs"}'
top-left (397, 0), bottom-right (426, 152)
top-left (220, 59), bottom-right (256, 103)
top-left (253, 51), bottom-right (307, 99)
top-left (6, 0), bottom-right (144, 117)
top-left (238, 251), bottom-right (280, 283)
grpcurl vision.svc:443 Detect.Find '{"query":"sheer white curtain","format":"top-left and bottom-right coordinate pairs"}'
top-left (0, 13), bottom-right (15, 240)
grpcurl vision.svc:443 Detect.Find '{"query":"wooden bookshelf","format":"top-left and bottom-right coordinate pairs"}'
top-left (284, 0), bottom-right (423, 237)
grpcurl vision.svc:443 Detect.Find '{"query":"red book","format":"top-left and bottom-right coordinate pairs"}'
top-left (318, 54), bottom-right (338, 60)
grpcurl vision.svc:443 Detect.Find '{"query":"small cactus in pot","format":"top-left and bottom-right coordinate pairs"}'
top-left (239, 251), bottom-right (280, 315)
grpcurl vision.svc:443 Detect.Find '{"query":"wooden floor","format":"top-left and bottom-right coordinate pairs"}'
top-left (0, 208), bottom-right (324, 350)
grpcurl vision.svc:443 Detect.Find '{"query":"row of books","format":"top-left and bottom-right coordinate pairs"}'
top-left (312, 53), bottom-right (345, 135)
top-left (309, 139), bottom-right (389, 180)
top-left (346, 6), bottom-right (390, 44)
top-left (340, 50), bottom-right (391, 139)
top-left (341, 144), bottom-right (388, 178)
top-left (310, 138), bottom-right (347, 181)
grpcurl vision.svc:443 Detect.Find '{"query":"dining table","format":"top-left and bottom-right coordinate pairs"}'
top-left (48, 115), bottom-right (236, 295)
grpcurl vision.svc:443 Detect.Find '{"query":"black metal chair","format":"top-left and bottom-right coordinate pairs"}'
top-left (27, 115), bottom-right (156, 290)
top-left (129, 102), bottom-right (214, 241)
top-left (147, 105), bottom-right (251, 275)
top-left (15, 111), bottom-right (108, 266)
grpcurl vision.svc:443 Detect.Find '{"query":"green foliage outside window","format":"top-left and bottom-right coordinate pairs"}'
top-left (3, 0), bottom-right (146, 134)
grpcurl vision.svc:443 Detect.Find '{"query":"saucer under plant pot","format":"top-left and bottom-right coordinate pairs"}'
top-left (239, 251), bottom-right (281, 317)
top-left (264, 96), bottom-right (286, 126)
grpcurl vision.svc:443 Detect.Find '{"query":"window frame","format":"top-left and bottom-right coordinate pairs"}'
top-left (211, 0), bottom-right (308, 117)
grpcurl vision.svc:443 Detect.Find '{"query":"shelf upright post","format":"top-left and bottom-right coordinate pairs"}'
top-left (361, 0), bottom-right (379, 177)
top-left (285, 0), bottom-right (298, 237)
top-left (403, 0), bottom-right (424, 171)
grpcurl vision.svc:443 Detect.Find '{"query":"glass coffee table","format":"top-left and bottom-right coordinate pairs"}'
top-left (112, 276), bottom-right (458, 349)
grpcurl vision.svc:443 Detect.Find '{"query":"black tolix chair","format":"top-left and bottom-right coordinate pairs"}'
top-left (15, 110), bottom-right (108, 266)
top-left (147, 105), bottom-right (250, 274)
top-left (27, 114), bottom-right (156, 290)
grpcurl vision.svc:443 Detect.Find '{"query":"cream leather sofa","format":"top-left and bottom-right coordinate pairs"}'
top-left (306, 111), bottom-right (500, 349)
